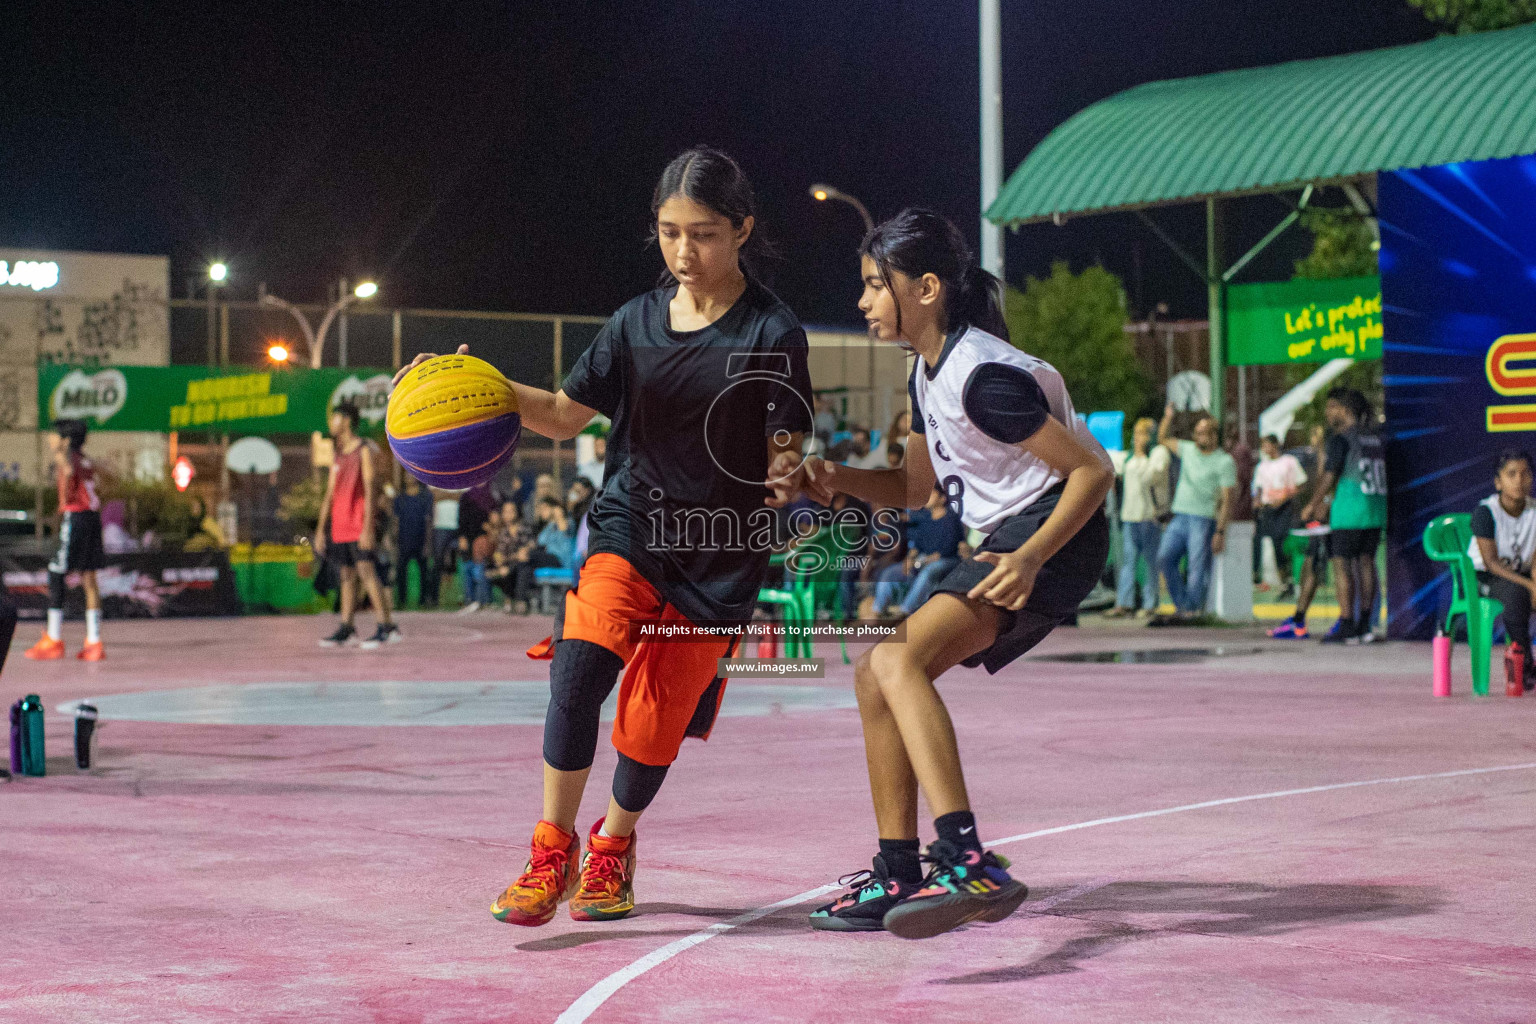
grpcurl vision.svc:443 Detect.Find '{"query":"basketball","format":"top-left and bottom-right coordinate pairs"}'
top-left (386, 353), bottom-right (521, 490)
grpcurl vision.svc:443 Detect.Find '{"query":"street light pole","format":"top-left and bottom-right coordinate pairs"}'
top-left (260, 281), bottom-right (377, 369)
top-left (808, 184), bottom-right (874, 234)
top-left (980, 0), bottom-right (1004, 281)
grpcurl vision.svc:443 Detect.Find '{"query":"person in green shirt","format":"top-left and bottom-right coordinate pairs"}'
top-left (1155, 404), bottom-right (1238, 619)
top-left (1300, 387), bottom-right (1386, 643)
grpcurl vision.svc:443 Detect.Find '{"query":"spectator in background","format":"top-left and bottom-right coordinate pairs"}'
top-left (870, 410), bottom-right (910, 466)
top-left (871, 485), bottom-right (964, 619)
top-left (534, 496), bottom-right (576, 570)
top-left (430, 488), bottom-right (458, 607)
top-left (1155, 404), bottom-right (1238, 622)
top-left (884, 441), bottom-right (905, 470)
top-left (1469, 449), bottom-right (1536, 691)
top-left (489, 499), bottom-right (540, 613)
top-left (846, 428), bottom-right (885, 471)
top-left (393, 475), bottom-right (434, 609)
top-left (459, 507), bottom-right (500, 614)
top-left (522, 473), bottom-right (558, 525)
top-left (813, 394), bottom-right (839, 444)
top-left (577, 434), bottom-right (607, 489)
top-left (1270, 425), bottom-right (1333, 640)
top-left (1252, 433), bottom-right (1307, 599)
top-left (1106, 417), bottom-right (1169, 618)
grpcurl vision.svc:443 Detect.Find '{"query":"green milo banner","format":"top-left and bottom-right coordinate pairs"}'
top-left (1225, 274), bottom-right (1383, 366)
top-left (39, 365), bottom-right (394, 434)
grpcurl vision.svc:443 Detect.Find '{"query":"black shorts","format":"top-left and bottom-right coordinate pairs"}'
top-left (328, 541), bottom-right (375, 568)
top-left (930, 486), bottom-right (1110, 674)
top-left (1329, 527), bottom-right (1380, 560)
top-left (49, 510), bottom-right (104, 573)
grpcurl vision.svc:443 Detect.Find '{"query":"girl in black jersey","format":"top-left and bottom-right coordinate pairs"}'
top-left (396, 149), bottom-right (814, 927)
top-left (791, 210), bottom-right (1113, 938)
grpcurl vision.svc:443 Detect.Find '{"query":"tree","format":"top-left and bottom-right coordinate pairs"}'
top-left (1293, 208), bottom-right (1378, 280)
top-left (1405, 0), bottom-right (1536, 32)
top-left (1286, 208), bottom-right (1382, 430)
top-left (1005, 261), bottom-right (1149, 418)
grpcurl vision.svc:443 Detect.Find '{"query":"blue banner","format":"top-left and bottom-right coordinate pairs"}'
top-left (1381, 154), bottom-right (1536, 639)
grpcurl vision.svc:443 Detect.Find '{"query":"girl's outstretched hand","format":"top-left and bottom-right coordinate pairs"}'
top-left (392, 344), bottom-right (470, 389)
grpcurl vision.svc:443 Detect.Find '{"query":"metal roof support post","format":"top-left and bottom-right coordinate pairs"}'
top-left (1207, 197), bottom-right (1225, 423)
top-left (979, 0), bottom-right (1004, 281)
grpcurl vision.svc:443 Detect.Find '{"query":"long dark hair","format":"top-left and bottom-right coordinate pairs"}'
top-left (650, 147), bottom-right (770, 286)
top-left (858, 208), bottom-right (1008, 341)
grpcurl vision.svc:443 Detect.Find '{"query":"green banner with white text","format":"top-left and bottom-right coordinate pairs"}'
top-left (1225, 275), bottom-right (1383, 366)
top-left (38, 365), bottom-right (393, 434)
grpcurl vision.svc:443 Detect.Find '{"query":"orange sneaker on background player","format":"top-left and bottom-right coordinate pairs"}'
top-left (77, 641), bottom-right (105, 662)
top-left (490, 820), bottom-right (582, 926)
top-left (569, 818), bottom-right (637, 921)
top-left (24, 634), bottom-right (65, 660)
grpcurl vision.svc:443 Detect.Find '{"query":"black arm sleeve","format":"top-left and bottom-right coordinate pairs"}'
top-left (909, 366), bottom-right (921, 436)
top-left (1471, 503), bottom-right (1496, 540)
top-left (961, 362), bottom-right (1050, 444)
top-left (1324, 434), bottom-right (1348, 476)
top-left (907, 367), bottom-right (925, 435)
top-left (561, 317), bottom-right (624, 418)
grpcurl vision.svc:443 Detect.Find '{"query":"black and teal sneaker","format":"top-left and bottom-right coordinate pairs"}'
top-left (881, 840), bottom-right (1029, 940)
top-left (809, 854), bottom-right (922, 932)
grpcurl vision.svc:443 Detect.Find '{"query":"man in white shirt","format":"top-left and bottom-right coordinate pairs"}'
top-left (1107, 417), bottom-right (1170, 617)
top-left (1252, 433), bottom-right (1307, 598)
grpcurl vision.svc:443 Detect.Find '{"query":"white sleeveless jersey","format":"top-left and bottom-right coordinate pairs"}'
top-left (913, 327), bottom-right (1110, 534)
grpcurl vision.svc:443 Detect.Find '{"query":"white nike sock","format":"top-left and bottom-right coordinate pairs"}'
top-left (85, 609), bottom-right (101, 644)
top-left (47, 609), bottom-right (63, 641)
top-left (598, 820), bottom-right (628, 840)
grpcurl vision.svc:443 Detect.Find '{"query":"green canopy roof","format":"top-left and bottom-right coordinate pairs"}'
top-left (987, 23), bottom-right (1536, 225)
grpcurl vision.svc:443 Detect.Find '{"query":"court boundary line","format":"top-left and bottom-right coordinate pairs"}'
top-left (553, 760), bottom-right (1536, 1024)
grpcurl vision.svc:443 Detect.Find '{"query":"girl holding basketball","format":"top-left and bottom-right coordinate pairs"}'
top-left (396, 148), bottom-right (813, 926)
top-left (791, 209), bottom-right (1112, 938)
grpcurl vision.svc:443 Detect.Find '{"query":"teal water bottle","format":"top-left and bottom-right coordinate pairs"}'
top-left (18, 694), bottom-right (45, 777)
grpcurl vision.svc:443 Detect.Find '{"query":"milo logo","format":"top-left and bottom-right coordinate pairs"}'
top-left (51, 369), bottom-right (127, 425)
top-left (329, 373), bottom-right (392, 424)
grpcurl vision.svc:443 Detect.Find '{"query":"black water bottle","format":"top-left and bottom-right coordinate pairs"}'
top-left (74, 703), bottom-right (98, 770)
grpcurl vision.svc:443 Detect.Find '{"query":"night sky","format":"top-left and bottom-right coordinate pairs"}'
top-left (1, 1), bottom-right (1434, 328)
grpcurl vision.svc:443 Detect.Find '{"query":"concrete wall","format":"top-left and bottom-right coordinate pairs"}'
top-left (0, 248), bottom-right (170, 485)
top-left (805, 328), bottom-right (909, 433)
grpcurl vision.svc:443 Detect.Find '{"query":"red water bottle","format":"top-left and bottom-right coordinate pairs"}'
top-left (1505, 643), bottom-right (1525, 698)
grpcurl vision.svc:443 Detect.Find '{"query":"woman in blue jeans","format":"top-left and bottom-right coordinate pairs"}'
top-left (1108, 417), bottom-right (1169, 616)
top-left (1154, 405), bottom-right (1236, 620)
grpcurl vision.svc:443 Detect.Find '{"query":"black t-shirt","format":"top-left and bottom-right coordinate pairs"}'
top-left (562, 279), bottom-right (814, 625)
top-left (1324, 433), bottom-right (1348, 476)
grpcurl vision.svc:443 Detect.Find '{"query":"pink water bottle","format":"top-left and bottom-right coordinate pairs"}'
top-left (1432, 627), bottom-right (1452, 697)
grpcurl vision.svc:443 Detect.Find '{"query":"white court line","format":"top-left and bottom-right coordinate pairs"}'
top-left (1027, 875), bottom-right (1117, 914)
top-left (553, 759), bottom-right (1536, 1024)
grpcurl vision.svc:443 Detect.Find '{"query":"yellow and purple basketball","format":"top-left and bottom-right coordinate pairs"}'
top-left (386, 354), bottom-right (520, 490)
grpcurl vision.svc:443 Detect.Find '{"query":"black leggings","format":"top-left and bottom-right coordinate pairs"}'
top-left (1479, 572), bottom-right (1533, 655)
top-left (543, 638), bottom-right (671, 813)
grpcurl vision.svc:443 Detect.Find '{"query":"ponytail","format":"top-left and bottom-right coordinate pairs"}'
top-left (955, 263), bottom-right (1008, 341)
top-left (859, 208), bottom-right (1009, 343)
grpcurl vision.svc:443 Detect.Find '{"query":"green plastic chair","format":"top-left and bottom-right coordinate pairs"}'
top-left (1423, 513), bottom-right (1503, 696)
top-left (757, 586), bottom-right (814, 658)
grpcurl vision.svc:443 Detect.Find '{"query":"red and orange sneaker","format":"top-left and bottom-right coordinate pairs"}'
top-left (569, 818), bottom-right (637, 922)
top-left (77, 641), bottom-right (105, 662)
top-left (24, 633), bottom-right (64, 660)
top-left (490, 821), bottom-right (581, 926)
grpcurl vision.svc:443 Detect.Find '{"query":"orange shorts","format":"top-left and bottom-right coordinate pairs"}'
top-left (528, 553), bottom-right (735, 767)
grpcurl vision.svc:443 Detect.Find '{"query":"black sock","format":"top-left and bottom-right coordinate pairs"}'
top-left (877, 838), bottom-right (922, 884)
top-left (934, 810), bottom-right (982, 853)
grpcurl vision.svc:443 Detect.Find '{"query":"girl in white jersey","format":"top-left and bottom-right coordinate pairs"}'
top-left (798, 209), bottom-right (1113, 938)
